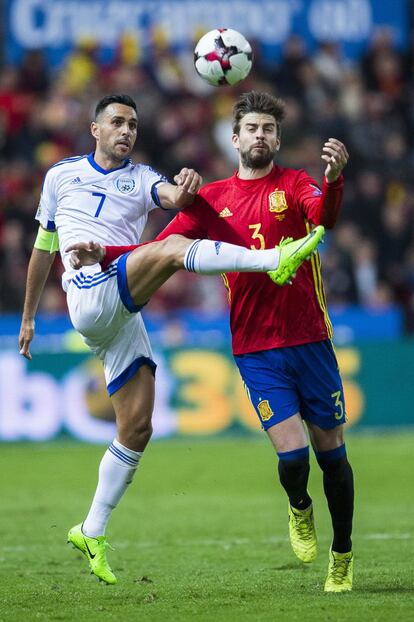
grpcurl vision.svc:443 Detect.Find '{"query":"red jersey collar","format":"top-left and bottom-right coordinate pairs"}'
top-left (233, 164), bottom-right (279, 190)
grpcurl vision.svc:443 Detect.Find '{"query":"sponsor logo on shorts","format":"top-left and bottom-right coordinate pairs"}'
top-left (258, 399), bottom-right (273, 421)
top-left (116, 177), bottom-right (135, 194)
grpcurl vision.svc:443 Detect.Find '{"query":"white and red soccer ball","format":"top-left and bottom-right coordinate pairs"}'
top-left (194, 28), bottom-right (253, 87)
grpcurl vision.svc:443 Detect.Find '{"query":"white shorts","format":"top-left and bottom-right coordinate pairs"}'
top-left (66, 254), bottom-right (156, 396)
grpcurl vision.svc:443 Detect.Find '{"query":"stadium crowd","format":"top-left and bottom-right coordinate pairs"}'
top-left (0, 27), bottom-right (414, 332)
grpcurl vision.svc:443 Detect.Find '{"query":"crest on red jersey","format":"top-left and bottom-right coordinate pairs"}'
top-left (269, 189), bottom-right (288, 221)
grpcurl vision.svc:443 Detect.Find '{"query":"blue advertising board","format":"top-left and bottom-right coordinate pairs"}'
top-left (0, 337), bottom-right (412, 441)
top-left (0, 307), bottom-right (411, 441)
top-left (0, 304), bottom-right (403, 352)
top-left (4, 0), bottom-right (409, 67)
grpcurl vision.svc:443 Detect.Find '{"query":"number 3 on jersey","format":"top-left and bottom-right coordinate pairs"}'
top-left (91, 192), bottom-right (107, 217)
top-left (249, 223), bottom-right (265, 249)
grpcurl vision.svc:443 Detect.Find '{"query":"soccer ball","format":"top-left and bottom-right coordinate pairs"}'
top-left (194, 28), bottom-right (253, 87)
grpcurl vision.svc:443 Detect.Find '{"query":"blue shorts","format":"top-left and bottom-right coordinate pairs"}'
top-left (234, 340), bottom-right (346, 430)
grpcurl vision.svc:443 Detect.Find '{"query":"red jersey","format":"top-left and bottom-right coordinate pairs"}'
top-left (155, 165), bottom-right (343, 355)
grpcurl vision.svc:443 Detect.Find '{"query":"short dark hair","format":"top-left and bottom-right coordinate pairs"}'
top-left (94, 94), bottom-right (137, 120)
top-left (232, 91), bottom-right (286, 136)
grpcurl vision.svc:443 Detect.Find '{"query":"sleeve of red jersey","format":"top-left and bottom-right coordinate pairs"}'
top-left (294, 170), bottom-right (344, 229)
top-left (155, 196), bottom-right (208, 241)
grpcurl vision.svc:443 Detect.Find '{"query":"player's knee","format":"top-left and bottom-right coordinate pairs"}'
top-left (156, 235), bottom-right (189, 270)
top-left (118, 416), bottom-right (153, 451)
top-left (136, 420), bottom-right (153, 447)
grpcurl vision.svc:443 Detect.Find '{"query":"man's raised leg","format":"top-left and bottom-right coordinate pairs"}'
top-left (66, 227), bottom-right (324, 292)
top-left (124, 229), bottom-right (325, 307)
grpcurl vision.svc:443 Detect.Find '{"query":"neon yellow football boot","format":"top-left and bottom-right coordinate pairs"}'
top-left (268, 225), bottom-right (325, 286)
top-left (324, 549), bottom-right (353, 593)
top-left (67, 523), bottom-right (117, 585)
top-left (288, 503), bottom-right (317, 563)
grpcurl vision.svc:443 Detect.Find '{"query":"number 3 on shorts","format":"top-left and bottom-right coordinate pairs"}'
top-left (92, 192), bottom-right (107, 217)
top-left (331, 390), bottom-right (344, 420)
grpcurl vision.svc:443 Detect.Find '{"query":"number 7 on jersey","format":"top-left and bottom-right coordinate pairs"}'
top-left (91, 192), bottom-right (107, 217)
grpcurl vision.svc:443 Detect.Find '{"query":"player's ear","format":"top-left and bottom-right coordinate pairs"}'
top-left (232, 133), bottom-right (240, 150)
top-left (91, 121), bottom-right (99, 141)
top-left (276, 136), bottom-right (281, 151)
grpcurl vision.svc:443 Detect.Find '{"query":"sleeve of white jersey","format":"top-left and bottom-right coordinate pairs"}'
top-left (35, 169), bottom-right (58, 231)
top-left (141, 165), bottom-right (169, 212)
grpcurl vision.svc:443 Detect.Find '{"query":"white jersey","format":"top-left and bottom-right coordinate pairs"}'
top-left (36, 153), bottom-right (168, 291)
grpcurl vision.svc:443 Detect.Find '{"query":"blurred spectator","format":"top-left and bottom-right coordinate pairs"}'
top-left (322, 244), bottom-right (358, 306)
top-left (275, 35), bottom-right (308, 99)
top-left (361, 28), bottom-right (405, 103)
top-left (353, 238), bottom-right (379, 306)
top-left (19, 50), bottom-right (50, 94)
top-left (322, 223), bottom-right (360, 305)
top-left (0, 220), bottom-right (28, 311)
top-left (59, 39), bottom-right (99, 96)
top-left (338, 67), bottom-right (365, 121)
top-left (345, 169), bottom-right (385, 238)
top-left (0, 66), bottom-right (33, 137)
top-left (377, 194), bottom-right (413, 288)
top-left (313, 42), bottom-right (345, 93)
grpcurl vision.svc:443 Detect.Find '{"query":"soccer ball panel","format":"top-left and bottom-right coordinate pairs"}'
top-left (226, 53), bottom-right (253, 86)
top-left (195, 57), bottom-right (225, 87)
top-left (195, 31), bottom-right (220, 56)
top-left (194, 28), bottom-right (252, 87)
top-left (220, 28), bottom-right (252, 54)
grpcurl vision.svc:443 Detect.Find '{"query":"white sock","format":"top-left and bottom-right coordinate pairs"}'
top-left (82, 439), bottom-right (142, 537)
top-left (184, 239), bottom-right (280, 274)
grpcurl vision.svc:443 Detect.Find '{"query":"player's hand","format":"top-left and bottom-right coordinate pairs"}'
top-left (174, 168), bottom-right (203, 195)
top-left (322, 138), bottom-right (349, 182)
top-left (65, 241), bottom-right (106, 269)
top-left (19, 318), bottom-right (35, 360)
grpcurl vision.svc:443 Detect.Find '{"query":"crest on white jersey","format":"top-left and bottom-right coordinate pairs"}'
top-left (116, 177), bottom-right (135, 194)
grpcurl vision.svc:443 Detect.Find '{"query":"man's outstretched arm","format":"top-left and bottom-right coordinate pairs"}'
top-left (157, 168), bottom-right (203, 210)
top-left (19, 247), bottom-right (56, 359)
top-left (297, 138), bottom-right (348, 229)
top-left (318, 175), bottom-right (344, 229)
top-left (319, 137), bottom-right (348, 228)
